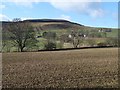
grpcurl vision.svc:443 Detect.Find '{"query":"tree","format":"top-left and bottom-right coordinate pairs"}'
top-left (44, 41), bottom-right (56, 50)
top-left (5, 18), bottom-right (38, 52)
top-left (71, 30), bottom-right (84, 48)
top-left (42, 31), bottom-right (57, 50)
top-left (2, 24), bottom-right (16, 52)
top-left (60, 34), bottom-right (71, 43)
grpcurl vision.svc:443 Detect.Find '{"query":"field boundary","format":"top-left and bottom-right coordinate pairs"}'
top-left (37, 46), bottom-right (117, 52)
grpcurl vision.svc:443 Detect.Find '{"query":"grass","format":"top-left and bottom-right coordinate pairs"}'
top-left (2, 48), bottom-right (118, 88)
top-left (106, 29), bottom-right (118, 38)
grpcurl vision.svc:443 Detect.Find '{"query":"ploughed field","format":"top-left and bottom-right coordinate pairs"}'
top-left (2, 48), bottom-right (118, 88)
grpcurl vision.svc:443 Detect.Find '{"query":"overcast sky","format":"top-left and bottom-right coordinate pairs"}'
top-left (1, 0), bottom-right (119, 28)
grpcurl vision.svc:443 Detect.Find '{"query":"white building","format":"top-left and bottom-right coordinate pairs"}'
top-left (68, 34), bottom-right (72, 38)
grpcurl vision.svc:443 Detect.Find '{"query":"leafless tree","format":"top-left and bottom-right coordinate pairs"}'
top-left (71, 30), bottom-right (84, 48)
top-left (5, 18), bottom-right (38, 52)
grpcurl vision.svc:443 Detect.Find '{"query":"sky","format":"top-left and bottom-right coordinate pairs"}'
top-left (0, 0), bottom-right (119, 28)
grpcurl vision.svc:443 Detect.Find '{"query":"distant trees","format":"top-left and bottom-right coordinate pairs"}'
top-left (4, 18), bottom-right (38, 52)
top-left (58, 30), bottom-right (86, 48)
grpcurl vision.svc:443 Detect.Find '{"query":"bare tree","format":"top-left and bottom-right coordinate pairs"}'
top-left (5, 18), bottom-right (38, 52)
top-left (71, 30), bottom-right (84, 48)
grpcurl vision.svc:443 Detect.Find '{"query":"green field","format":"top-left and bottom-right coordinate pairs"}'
top-left (2, 48), bottom-right (118, 88)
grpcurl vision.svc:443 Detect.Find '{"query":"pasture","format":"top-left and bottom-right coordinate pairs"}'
top-left (2, 48), bottom-right (118, 88)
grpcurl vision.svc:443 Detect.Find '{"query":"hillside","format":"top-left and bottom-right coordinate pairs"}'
top-left (1, 19), bottom-right (118, 52)
top-left (22, 19), bottom-right (116, 31)
top-left (25, 19), bottom-right (118, 38)
top-left (2, 19), bottom-right (83, 30)
top-left (1, 19), bottom-right (117, 31)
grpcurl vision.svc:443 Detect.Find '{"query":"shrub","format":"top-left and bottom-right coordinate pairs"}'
top-left (44, 41), bottom-right (56, 50)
